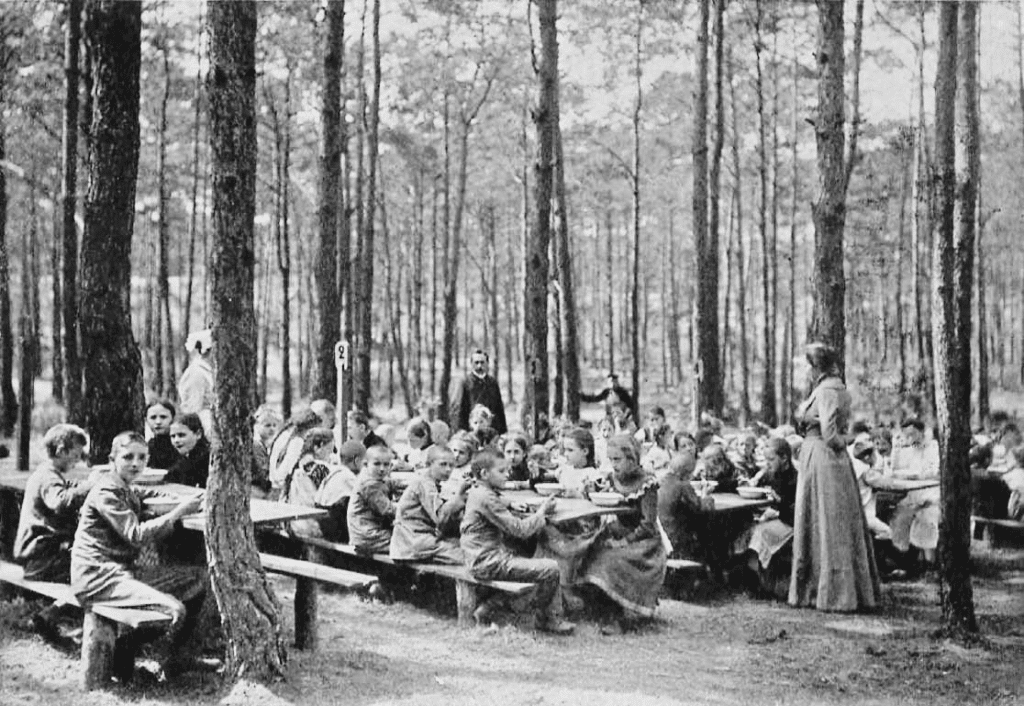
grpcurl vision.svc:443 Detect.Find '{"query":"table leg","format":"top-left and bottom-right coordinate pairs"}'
top-left (455, 580), bottom-right (477, 629)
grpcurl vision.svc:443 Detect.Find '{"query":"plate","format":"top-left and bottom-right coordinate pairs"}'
top-left (589, 492), bottom-right (625, 507)
top-left (133, 469), bottom-right (168, 486)
top-left (504, 480), bottom-right (530, 490)
top-left (737, 486), bottom-right (770, 500)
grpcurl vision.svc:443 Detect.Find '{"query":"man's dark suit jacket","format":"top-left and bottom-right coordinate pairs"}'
top-left (454, 373), bottom-right (507, 434)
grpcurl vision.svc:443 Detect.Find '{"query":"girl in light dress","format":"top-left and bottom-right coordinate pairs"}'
top-left (555, 427), bottom-right (609, 498)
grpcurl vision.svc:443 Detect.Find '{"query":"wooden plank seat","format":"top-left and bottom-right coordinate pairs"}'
top-left (972, 516), bottom-right (1024, 549)
top-left (284, 534), bottom-right (535, 627)
top-left (257, 551), bottom-right (377, 651)
top-left (0, 559), bottom-right (171, 689)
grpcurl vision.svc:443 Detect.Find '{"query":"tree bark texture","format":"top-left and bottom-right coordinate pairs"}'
top-left (315, 0), bottom-right (344, 401)
top-left (809, 0), bottom-right (846, 372)
top-left (693, 0), bottom-right (721, 417)
top-left (62, 0), bottom-right (82, 420)
top-left (79, 0), bottom-right (145, 461)
top-left (355, 0), bottom-right (380, 414)
top-left (0, 56), bottom-right (15, 436)
top-left (630, 3), bottom-right (642, 422)
top-left (207, 0), bottom-right (288, 682)
top-left (553, 85), bottom-right (580, 422)
top-left (933, 0), bottom-right (977, 637)
top-left (525, 0), bottom-right (557, 433)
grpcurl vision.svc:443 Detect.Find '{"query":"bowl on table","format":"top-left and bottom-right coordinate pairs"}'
top-left (737, 486), bottom-right (771, 500)
top-left (534, 483), bottom-right (564, 497)
top-left (503, 480), bottom-right (530, 490)
top-left (143, 496), bottom-right (182, 515)
top-left (133, 468), bottom-right (168, 486)
top-left (589, 491), bottom-right (625, 507)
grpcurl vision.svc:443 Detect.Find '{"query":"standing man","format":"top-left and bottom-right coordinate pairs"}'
top-left (454, 349), bottom-right (507, 435)
top-left (580, 371), bottom-right (635, 419)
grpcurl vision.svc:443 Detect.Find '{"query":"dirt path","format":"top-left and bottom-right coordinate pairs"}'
top-left (2, 548), bottom-right (1024, 706)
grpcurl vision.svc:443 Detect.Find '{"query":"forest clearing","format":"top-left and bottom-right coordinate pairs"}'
top-left (0, 0), bottom-right (1022, 703)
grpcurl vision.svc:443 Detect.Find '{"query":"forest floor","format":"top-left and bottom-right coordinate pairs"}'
top-left (1, 539), bottom-right (1023, 706)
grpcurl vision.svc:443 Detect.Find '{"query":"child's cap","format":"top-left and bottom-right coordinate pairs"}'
top-left (527, 444), bottom-right (557, 471)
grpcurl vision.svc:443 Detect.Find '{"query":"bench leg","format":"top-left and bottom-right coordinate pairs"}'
top-left (81, 610), bottom-right (117, 690)
top-left (455, 580), bottom-right (477, 629)
top-left (294, 576), bottom-right (318, 650)
top-left (113, 635), bottom-right (138, 684)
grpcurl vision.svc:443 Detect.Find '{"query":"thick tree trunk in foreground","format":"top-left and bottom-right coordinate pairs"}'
top-left (0, 58), bottom-right (15, 436)
top-left (207, 0), bottom-right (287, 682)
top-left (79, 0), bottom-right (145, 461)
top-left (315, 0), bottom-right (344, 401)
top-left (809, 0), bottom-right (846, 371)
top-left (934, 0), bottom-right (977, 638)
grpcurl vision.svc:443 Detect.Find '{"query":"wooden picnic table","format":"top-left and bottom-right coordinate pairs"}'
top-left (503, 489), bottom-right (634, 523)
top-left (873, 477), bottom-right (940, 493)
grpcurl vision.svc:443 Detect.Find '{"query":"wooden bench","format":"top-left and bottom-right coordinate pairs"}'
top-left (258, 551), bottom-right (377, 649)
top-left (972, 516), bottom-right (1024, 549)
top-left (288, 534), bottom-right (535, 627)
top-left (0, 559), bottom-right (171, 689)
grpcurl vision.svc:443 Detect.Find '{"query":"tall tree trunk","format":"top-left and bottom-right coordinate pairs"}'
top-left (754, 0), bottom-right (777, 425)
top-left (809, 0), bottom-right (846, 370)
top-left (184, 8), bottom-right (203, 347)
top-left (269, 81), bottom-right (292, 420)
top-left (897, 130), bottom-right (911, 393)
top-left (207, 0), bottom-right (287, 683)
top-left (314, 0), bottom-right (344, 401)
top-left (667, 209), bottom-right (682, 384)
top-left (933, 0), bottom-right (977, 638)
top-left (51, 203), bottom-right (63, 401)
top-left (524, 0), bottom-right (557, 434)
top-left (61, 0), bottom-right (82, 422)
top-left (79, 0), bottom-right (145, 461)
top-left (355, 0), bottom-right (380, 414)
top-left (693, 0), bottom-right (721, 419)
top-left (157, 35), bottom-right (175, 395)
top-left (0, 50), bottom-right (15, 434)
top-left (709, 0), bottom-right (726, 410)
top-left (729, 48), bottom-right (751, 423)
top-left (553, 82), bottom-right (580, 422)
top-left (629, 2), bottom-right (643, 421)
top-left (785, 13), bottom-right (801, 422)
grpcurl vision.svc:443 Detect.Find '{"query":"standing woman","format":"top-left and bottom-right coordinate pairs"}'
top-left (177, 329), bottom-right (215, 436)
top-left (789, 343), bottom-right (879, 612)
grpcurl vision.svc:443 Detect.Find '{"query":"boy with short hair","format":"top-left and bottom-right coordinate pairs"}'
top-left (14, 424), bottom-right (94, 638)
top-left (460, 449), bottom-right (574, 634)
top-left (390, 446), bottom-right (468, 564)
top-left (315, 440), bottom-right (366, 543)
top-left (347, 445), bottom-right (398, 554)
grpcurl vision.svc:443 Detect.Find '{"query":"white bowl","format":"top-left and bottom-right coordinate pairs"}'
top-left (589, 492), bottom-right (625, 507)
top-left (534, 483), bottom-right (564, 497)
top-left (143, 497), bottom-right (181, 515)
top-left (737, 486), bottom-right (769, 500)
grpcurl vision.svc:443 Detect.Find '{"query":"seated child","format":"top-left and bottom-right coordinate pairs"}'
top-left (146, 399), bottom-right (179, 470)
top-left (441, 431), bottom-right (478, 499)
top-left (459, 449), bottom-right (574, 634)
top-left (315, 440), bottom-right (365, 543)
top-left (527, 444), bottom-right (559, 485)
top-left (71, 432), bottom-right (207, 678)
top-left (1004, 447), bottom-right (1024, 521)
top-left (695, 443), bottom-right (738, 494)
top-left (640, 424), bottom-right (673, 478)
top-left (468, 404), bottom-right (498, 449)
top-left (502, 432), bottom-right (531, 483)
top-left (166, 413), bottom-right (211, 488)
top-left (14, 424), bottom-right (95, 638)
top-left (390, 447), bottom-right (468, 564)
top-left (251, 404), bottom-right (282, 497)
top-left (347, 445), bottom-right (398, 555)
top-left (555, 427), bottom-right (608, 498)
top-left (283, 427), bottom-right (336, 537)
top-left (657, 449), bottom-right (714, 563)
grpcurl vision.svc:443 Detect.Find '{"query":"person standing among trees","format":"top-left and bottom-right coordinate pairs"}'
top-left (454, 349), bottom-right (507, 436)
top-left (177, 329), bottom-right (215, 436)
top-left (580, 372), bottom-right (636, 419)
top-left (789, 343), bottom-right (879, 612)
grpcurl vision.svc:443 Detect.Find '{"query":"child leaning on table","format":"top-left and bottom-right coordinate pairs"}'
top-left (347, 444), bottom-right (399, 555)
top-left (459, 448), bottom-right (575, 634)
top-left (71, 431), bottom-right (208, 679)
top-left (14, 424), bottom-right (95, 639)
